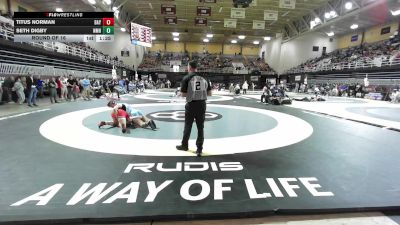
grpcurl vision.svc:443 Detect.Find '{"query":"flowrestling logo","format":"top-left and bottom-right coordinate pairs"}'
top-left (147, 110), bottom-right (222, 122)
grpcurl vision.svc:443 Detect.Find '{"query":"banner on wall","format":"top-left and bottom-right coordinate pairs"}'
top-left (264, 10), bottom-right (278, 21)
top-left (164, 16), bottom-right (177, 24)
top-left (279, 0), bottom-right (296, 9)
top-left (295, 75), bottom-right (301, 81)
top-left (351, 35), bottom-right (358, 42)
top-left (224, 18), bottom-right (237, 28)
top-left (253, 20), bottom-right (265, 30)
top-left (161, 4), bottom-right (176, 15)
top-left (197, 6), bottom-right (211, 16)
top-left (195, 18), bottom-right (207, 26)
top-left (231, 8), bottom-right (245, 19)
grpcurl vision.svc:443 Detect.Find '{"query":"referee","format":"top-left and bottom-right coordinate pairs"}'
top-left (176, 61), bottom-right (212, 157)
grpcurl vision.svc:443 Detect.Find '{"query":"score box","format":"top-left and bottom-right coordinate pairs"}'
top-left (102, 26), bottom-right (114, 34)
top-left (102, 18), bottom-right (114, 26)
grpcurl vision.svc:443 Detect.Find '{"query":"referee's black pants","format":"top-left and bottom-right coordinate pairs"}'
top-left (182, 100), bottom-right (206, 151)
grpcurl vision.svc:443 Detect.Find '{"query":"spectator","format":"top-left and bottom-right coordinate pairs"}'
top-left (26, 74), bottom-right (38, 107)
top-left (48, 77), bottom-right (59, 104)
top-left (12, 77), bottom-right (25, 104)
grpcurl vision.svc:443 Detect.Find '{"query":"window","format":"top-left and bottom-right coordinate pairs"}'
top-left (312, 46), bottom-right (319, 51)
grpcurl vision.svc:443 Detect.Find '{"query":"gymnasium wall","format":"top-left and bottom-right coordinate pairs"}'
top-left (186, 42), bottom-right (207, 53)
top-left (242, 45), bottom-right (259, 56)
top-left (0, 0), bottom-right (6, 14)
top-left (149, 42), bottom-right (165, 52)
top-left (261, 35), bottom-right (282, 72)
top-left (165, 41), bottom-right (184, 53)
top-left (279, 32), bottom-right (337, 73)
top-left (363, 22), bottom-right (399, 43)
top-left (223, 44), bottom-right (241, 55)
top-left (338, 33), bottom-right (363, 49)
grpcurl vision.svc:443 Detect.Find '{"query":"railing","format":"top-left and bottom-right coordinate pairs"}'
top-left (139, 65), bottom-right (276, 75)
top-left (285, 57), bottom-right (400, 74)
top-left (0, 63), bottom-right (110, 78)
top-left (0, 26), bottom-right (126, 68)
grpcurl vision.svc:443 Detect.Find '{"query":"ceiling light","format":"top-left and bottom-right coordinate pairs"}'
top-left (238, 35), bottom-right (245, 39)
top-left (55, 8), bottom-right (63, 12)
top-left (315, 17), bottom-right (321, 23)
top-left (391, 10), bottom-right (400, 16)
top-left (345, 2), bottom-right (353, 10)
top-left (172, 32), bottom-right (179, 37)
top-left (350, 24), bottom-right (358, 29)
top-left (103, 0), bottom-right (111, 5)
top-left (231, 40), bottom-right (237, 44)
top-left (151, 36), bottom-right (156, 40)
top-left (253, 41), bottom-right (260, 45)
top-left (329, 11), bottom-right (337, 17)
top-left (120, 27), bottom-right (126, 32)
top-left (327, 32), bottom-right (334, 36)
top-left (264, 36), bottom-right (271, 41)
top-left (173, 37), bottom-right (179, 41)
top-left (88, 0), bottom-right (96, 4)
top-left (112, 6), bottom-right (118, 11)
top-left (206, 34), bottom-right (213, 38)
top-left (324, 12), bottom-right (331, 19)
top-left (203, 38), bottom-right (209, 43)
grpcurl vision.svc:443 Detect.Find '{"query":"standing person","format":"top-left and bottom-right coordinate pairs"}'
top-left (125, 78), bottom-right (130, 93)
top-left (242, 80), bottom-right (248, 94)
top-left (176, 61), bottom-right (212, 157)
top-left (67, 75), bottom-right (77, 101)
top-left (26, 75), bottom-right (38, 107)
top-left (81, 76), bottom-right (92, 100)
top-left (48, 77), bottom-right (59, 103)
top-left (12, 77), bottom-right (25, 104)
top-left (36, 76), bottom-right (44, 98)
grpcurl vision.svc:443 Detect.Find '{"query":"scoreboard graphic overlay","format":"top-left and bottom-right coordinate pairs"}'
top-left (13, 12), bottom-right (114, 42)
top-left (131, 22), bottom-right (152, 48)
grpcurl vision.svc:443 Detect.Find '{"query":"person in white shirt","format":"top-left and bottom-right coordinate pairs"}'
top-left (242, 81), bottom-right (249, 94)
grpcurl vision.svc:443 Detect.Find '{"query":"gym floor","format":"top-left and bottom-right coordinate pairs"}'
top-left (0, 90), bottom-right (400, 224)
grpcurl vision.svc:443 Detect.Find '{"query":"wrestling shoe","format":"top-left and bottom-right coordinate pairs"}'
top-left (196, 149), bottom-right (202, 157)
top-left (122, 128), bottom-right (127, 133)
top-left (149, 120), bottom-right (157, 130)
top-left (98, 121), bottom-right (106, 128)
top-left (176, 145), bottom-right (188, 151)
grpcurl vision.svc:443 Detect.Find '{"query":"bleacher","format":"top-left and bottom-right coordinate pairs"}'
top-left (285, 35), bottom-right (400, 74)
top-left (138, 51), bottom-right (276, 75)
